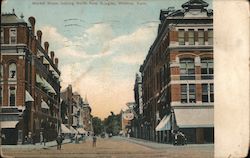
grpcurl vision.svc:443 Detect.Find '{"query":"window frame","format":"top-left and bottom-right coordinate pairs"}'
top-left (178, 29), bottom-right (185, 45)
top-left (1, 28), bottom-right (4, 44)
top-left (202, 83), bottom-right (214, 103)
top-left (180, 58), bottom-right (195, 80)
top-left (198, 29), bottom-right (205, 45)
top-left (208, 29), bottom-right (213, 45)
top-left (8, 63), bottom-right (17, 80)
top-left (9, 28), bottom-right (17, 44)
top-left (9, 86), bottom-right (16, 106)
top-left (188, 29), bottom-right (195, 45)
top-left (181, 84), bottom-right (196, 104)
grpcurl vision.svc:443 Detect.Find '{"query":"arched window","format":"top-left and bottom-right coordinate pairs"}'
top-left (180, 58), bottom-right (195, 80)
top-left (201, 58), bottom-right (213, 79)
top-left (9, 63), bottom-right (17, 79)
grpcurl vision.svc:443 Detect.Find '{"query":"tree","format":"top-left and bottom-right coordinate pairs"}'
top-left (103, 112), bottom-right (121, 135)
top-left (92, 117), bottom-right (104, 135)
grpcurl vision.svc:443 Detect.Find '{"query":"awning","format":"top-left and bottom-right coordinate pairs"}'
top-left (155, 114), bottom-right (171, 131)
top-left (25, 90), bottom-right (34, 102)
top-left (77, 128), bottom-right (87, 134)
top-left (70, 126), bottom-right (77, 134)
top-left (0, 121), bottom-right (18, 128)
top-left (43, 57), bottom-right (50, 65)
top-left (61, 124), bottom-right (71, 134)
top-left (41, 100), bottom-right (50, 109)
top-left (65, 115), bottom-right (68, 119)
top-left (36, 74), bottom-right (44, 86)
top-left (174, 108), bottom-right (214, 128)
top-left (42, 78), bottom-right (56, 94)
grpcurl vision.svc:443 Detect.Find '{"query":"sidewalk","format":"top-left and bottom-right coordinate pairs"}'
top-left (116, 136), bottom-right (214, 150)
top-left (2, 139), bottom-right (71, 149)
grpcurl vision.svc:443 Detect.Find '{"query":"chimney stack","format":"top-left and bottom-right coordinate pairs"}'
top-left (50, 51), bottom-right (55, 63)
top-left (37, 30), bottom-right (42, 44)
top-left (44, 41), bottom-right (49, 54)
top-left (55, 58), bottom-right (59, 67)
top-left (28, 16), bottom-right (36, 35)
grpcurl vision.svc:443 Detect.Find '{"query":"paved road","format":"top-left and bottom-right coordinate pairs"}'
top-left (2, 137), bottom-right (214, 158)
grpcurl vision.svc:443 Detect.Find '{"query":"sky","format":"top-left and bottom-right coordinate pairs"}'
top-left (2, 0), bottom-right (212, 119)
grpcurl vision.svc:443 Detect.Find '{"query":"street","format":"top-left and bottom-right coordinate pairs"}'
top-left (2, 137), bottom-right (214, 158)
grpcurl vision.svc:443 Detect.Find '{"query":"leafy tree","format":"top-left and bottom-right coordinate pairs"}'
top-left (92, 117), bottom-right (104, 135)
top-left (103, 112), bottom-right (121, 135)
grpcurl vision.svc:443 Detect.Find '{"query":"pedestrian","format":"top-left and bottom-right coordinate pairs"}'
top-left (56, 135), bottom-right (62, 150)
top-left (92, 134), bottom-right (97, 147)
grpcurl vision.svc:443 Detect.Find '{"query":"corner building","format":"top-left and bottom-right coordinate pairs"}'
top-left (0, 12), bottom-right (61, 144)
top-left (140, 0), bottom-right (213, 144)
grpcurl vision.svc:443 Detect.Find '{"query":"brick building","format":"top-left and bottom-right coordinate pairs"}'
top-left (139, 0), bottom-right (213, 144)
top-left (0, 12), bottom-right (61, 144)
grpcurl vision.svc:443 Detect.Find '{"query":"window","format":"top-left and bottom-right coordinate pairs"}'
top-left (180, 58), bottom-right (195, 80)
top-left (9, 87), bottom-right (16, 106)
top-left (181, 84), bottom-right (196, 103)
top-left (0, 86), bottom-right (2, 106)
top-left (1, 28), bottom-right (4, 44)
top-left (0, 64), bottom-right (3, 80)
top-left (9, 28), bottom-right (17, 44)
top-left (188, 29), bottom-right (195, 45)
top-left (198, 29), bottom-right (205, 45)
top-left (9, 63), bottom-right (17, 79)
top-left (178, 29), bottom-right (185, 45)
top-left (202, 83), bottom-right (214, 103)
top-left (208, 29), bottom-right (213, 45)
top-left (201, 58), bottom-right (213, 79)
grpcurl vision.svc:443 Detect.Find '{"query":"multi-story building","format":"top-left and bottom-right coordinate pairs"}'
top-left (60, 85), bottom-right (73, 127)
top-left (131, 73), bottom-right (143, 138)
top-left (0, 11), bottom-right (61, 144)
top-left (82, 97), bottom-right (92, 132)
top-left (140, 0), bottom-right (213, 144)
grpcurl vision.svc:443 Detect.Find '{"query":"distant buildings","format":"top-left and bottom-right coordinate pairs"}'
top-left (0, 11), bottom-right (61, 144)
top-left (132, 0), bottom-right (213, 144)
top-left (60, 86), bottom-right (92, 134)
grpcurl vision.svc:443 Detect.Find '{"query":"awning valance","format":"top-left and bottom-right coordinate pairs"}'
top-left (0, 121), bottom-right (18, 128)
top-left (174, 108), bottom-right (214, 128)
top-left (77, 128), bottom-right (87, 134)
top-left (25, 90), bottom-right (34, 102)
top-left (41, 100), bottom-right (50, 109)
top-left (155, 114), bottom-right (171, 131)
top-left (42, 78), bottom-right (56, 94)
top-left (61, 124), bottom-right (71, 134)
top-left (70, 126), bottom-right (77, 134)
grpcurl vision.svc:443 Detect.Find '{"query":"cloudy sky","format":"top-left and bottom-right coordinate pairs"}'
top-left (2, 0), bottom-right (212, 119)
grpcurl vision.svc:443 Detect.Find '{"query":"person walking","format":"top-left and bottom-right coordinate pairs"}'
top-left (92, 134), bottom-right (97, 147)
top-left (56, 135), bottom-right (62, 150)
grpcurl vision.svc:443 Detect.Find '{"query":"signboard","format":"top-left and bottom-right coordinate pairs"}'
top-left (123, 112), bottom-right (134, 121)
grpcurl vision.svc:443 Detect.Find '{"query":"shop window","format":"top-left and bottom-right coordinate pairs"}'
top-left (188, 29), bottom-right (195, 45)
top-left (9, 63), bottom-right (17, 79)
top-left (9, 87), bottom-right (16, 106)
top-left (178, 29), bottom-right (185, 45)
top-left (198, 29), bottom-right (205, 45)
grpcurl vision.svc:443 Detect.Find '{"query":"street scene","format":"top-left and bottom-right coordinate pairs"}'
top-left (1, 0), bottom-right (214, 157)
top-left (2, 137), bottom-right (213, 158)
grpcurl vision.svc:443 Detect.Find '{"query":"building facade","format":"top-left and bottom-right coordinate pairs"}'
top-left (0, 12), bottom-right (61, 144)
top-left (139, 0), bottom-right (213, 144)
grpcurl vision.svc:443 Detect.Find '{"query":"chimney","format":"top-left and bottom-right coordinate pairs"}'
top-left (50, 51), bottom-right (55, 63)
top-left (55, 58), bottom-right (59, 67)
top-left (44, 41), bottom-right (49, 54)
top-left (28, 16), bottom-right (36, 35)
top-left (37, 30), bottom-right (42, 44)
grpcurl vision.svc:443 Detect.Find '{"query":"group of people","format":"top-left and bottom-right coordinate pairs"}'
top-left (55, 133), bottom-right (98, 150)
